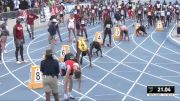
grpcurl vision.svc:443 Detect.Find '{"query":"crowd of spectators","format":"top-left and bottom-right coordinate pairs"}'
top-left (0, 0), bottom-right (91, 13)
top-left (0, 0), bottom-right (49, 13)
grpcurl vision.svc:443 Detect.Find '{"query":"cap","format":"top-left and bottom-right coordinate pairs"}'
top-left (16, 18), bottom-right (21, 23)
top-left (45, 49), bottom-right (53, 55)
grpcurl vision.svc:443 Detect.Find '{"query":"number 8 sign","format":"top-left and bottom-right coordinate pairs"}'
top-left (34, 68), bottom-right (42, 83)
top-left (28, 65), bottom-right (43, 89)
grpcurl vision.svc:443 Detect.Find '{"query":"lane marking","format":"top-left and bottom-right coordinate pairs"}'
top-left (0, 80), bottom-right (28, 97)
top-left (72, 23), bottom-right (143, 101)
top-left (122, 24), bottom-right (176, 101)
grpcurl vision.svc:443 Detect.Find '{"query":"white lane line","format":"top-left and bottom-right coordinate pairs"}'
top-left (5, 25), bottom-right (69, 53)
top-left (76, 23), bottom-right (143, 101)
top-left (32, 25), bottom-right (103, 101)
top-left (2, 53), bottom-right (45, 99)
top-left (122, 62), bottom-right (147, 64)
top-left (133, 30), bottom-right (180, 65)
top-left (0, 24), bottom-right (70, 99)
top-left (132, 29), bottom-right (180, 74)
top-left (113, 39), bottom-right (180, 100)
top-left (34, 55), bottom-right (96, 101)
top-left (0, 80), bottom-right (29, 96)
top-left (122, 24), bottom-right (176, 101)
top-left (160, 75), bottom-right (180, 78)
top-left (0, 24), bottom-right (101, 79)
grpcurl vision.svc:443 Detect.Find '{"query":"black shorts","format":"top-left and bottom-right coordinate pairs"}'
top-left (60, 14), bottom-right (63, 17)
top-left (76, 23), bottom-right (80, 30)
top-left (81, 24), bottom-right (85, 27)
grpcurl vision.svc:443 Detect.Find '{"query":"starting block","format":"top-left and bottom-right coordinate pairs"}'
top-left (59, 45), bottom-right (70, 62)
top-left (113, 27), bottom-right (121, 41)
top-left (156, 20), bottom-right (164, 31)
top-left (28, 65), bottom-right (43, 89)
top-left (94, 32), bottom-right (103, 45)
top-left (135, 22), bottom-right (141, 35)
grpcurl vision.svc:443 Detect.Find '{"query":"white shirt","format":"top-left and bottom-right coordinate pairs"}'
top-left (161, 11), bottom-right (165, 16)
top-left (14, 0), bottom-right (20, 9)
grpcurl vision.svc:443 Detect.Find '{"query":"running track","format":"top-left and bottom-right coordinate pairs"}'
top-left (0, 18), bottom-right (180, 101)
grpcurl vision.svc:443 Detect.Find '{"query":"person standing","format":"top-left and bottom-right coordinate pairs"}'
top-left (13, 19), bottom-right (26, 64)
top-left (26, 9), bottom-right (39, 39)
top-left (0, 18), bottom-right (9, 53)
top-left (102, 15), bottom-right (113, 47)
top-left (48, 18), bottom-right (58, 51)
top-left (14, 0), bottom-right (20, 11)
top-left (40, 49), bottom-right (60, 101)
top-left (0, 36), bottom-right (2, 61)
top-left (67, 14), bottom-right (77, 42)
top-left (19, 0), bottom-right (29, 10)
top-left (64, 58), bottom-right (81, 100)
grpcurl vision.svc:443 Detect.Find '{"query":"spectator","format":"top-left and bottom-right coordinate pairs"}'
top-left (0, 18), bottom-right (9, 53)
top-left (14, 0), bottom-right (20, 11)
top-left (48, 18), bottom-right (58, 51)
top-left (40, 49), bottom-right (60, 101)
top-left (19, 0), bottom-right (29, 10)
top-left (26, 9), bottom-right (39, 39)
top-left (0, 36), bottom-right (2, 61)
top-left (13, 19), bottom-right (26, 64)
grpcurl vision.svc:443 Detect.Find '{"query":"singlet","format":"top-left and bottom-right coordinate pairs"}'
top-left (120, 25), bottom-right (127, 31)
top-left (65, 60), bottom-right (75, 75)
top-left (161, 10), bottom-right (165, 16)
top-left (68, 18), bottom-right (75, 28)
top-left (167, 11), bottom-right (170, 16)
top-left (15, 24), bottom-right (24, 39)
top-left (81, 19), bottom-right (85, 26)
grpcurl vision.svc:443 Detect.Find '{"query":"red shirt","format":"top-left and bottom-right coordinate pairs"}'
top-left (65, 60), bottom-right (75, 74)
top-left (74, 14), bottom-right (81, 23)
top-left (27, 13), bottom-right (38, 25)
top-left (14, 24), bottom-right (24, 39)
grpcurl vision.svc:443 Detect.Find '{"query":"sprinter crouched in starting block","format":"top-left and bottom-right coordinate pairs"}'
top-left (120, 24), bottom-right (129, 41)
top-left (76, 37), bottom-right (92, 67)
top-left (90, 41), bottom-right (102, 57)
top-left (135, 24), bottom-right (147, 36)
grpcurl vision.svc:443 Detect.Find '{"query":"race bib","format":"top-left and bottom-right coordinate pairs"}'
top-left (81, 20), bottom-right (85, 24)
top-left (161, 11), bottom-right (165, 16)
top-left (169, 6), bottom-right (172, 9)
top-left (176, 5), bottom-right (179, 8)
top-left (92, 9), bottom-right (95, 13)
top-left (121, 10), bottom-right (124, 15)
top-left (77, 6), bottom-right (80, 9)
top-left (107, 6), bottom-right (110, 10)
top-left (60, 11), bottom-right (63, 14)
top-left (99, 8), bottom-right (102, 11)
top-left (144, 8), bottom-right (147, 11)
top-left (176, 10), bottom-right (179, 13)
top-left (148, 11), bottom-right (151, 16)
top-left (138, 10), bottom-right (141, 14)
top-left (106, 24), bottom-right (111, 28)
top-left (167, 12), bottom-right (170, 15)
top-left (78, 37), bottom-right (87, 51)
top-left (157, 4), bottom-right (160, 8)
